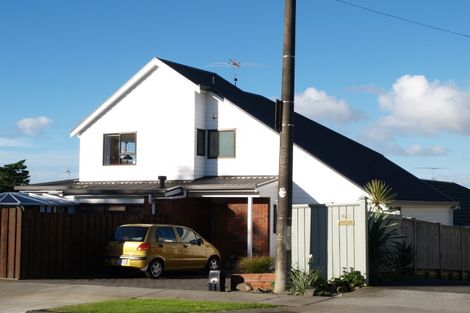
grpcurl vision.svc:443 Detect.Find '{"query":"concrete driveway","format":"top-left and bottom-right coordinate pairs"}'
top-left (1, 278), bottom-right (470, 313)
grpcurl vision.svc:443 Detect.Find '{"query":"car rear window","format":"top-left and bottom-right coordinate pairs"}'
top-left (114, 226), bottom-right (148, 241)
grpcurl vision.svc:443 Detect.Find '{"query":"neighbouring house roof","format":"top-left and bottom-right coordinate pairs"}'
top-left (422, 180), bottom-right (470, 226)
top-left (17, 176), bottom-right (277, 198)
top-left (159, 58), bottom-right (453, 203)
top-left (0, 192), bottom-right (77, 207)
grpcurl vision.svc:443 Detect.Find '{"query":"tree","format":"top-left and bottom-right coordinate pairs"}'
top-left (0, 160), bottom-right (30, 192)
top-left (364, 179), bottom-right (397, 212)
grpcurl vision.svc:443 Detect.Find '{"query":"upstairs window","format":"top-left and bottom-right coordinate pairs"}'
top-left (196, 129), bottom-right (206, 156)
top-left (208, 129), bottom-right (236, 158)
top-left (103, 133), bottom-right (136, 165)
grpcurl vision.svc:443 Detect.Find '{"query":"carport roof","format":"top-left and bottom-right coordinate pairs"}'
top-left (16, 176), bottom-right (277, 197)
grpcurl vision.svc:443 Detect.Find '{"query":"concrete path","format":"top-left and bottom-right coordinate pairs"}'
top-left (1, 280), bottom-right (470, 313)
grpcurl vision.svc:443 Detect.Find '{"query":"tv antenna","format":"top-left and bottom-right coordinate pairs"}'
top-left (228, 58), bottom-right (241, 86)
top-left (416, 167), bottom-right (446, 180)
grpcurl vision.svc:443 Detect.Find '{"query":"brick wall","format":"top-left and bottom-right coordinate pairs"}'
top-left (157, 197), bottom-right (270, 266)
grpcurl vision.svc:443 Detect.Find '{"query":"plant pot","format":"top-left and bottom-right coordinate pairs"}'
top-left (230, 273), bottom-right (275, 290)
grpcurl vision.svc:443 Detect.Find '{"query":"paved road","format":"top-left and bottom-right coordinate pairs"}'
top-left (30, 270), bottom-right (210, 291)
top-left (1, 278), bottom-right (470, 313)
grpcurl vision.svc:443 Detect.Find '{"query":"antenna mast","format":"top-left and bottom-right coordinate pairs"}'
top-left (228, 58), bottom-right (241, 86)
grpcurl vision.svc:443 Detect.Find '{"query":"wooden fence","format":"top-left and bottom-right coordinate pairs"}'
top-left (399, 217), bottom-right (470, 278)
top-left (0, 208), bottom-right (161, 279)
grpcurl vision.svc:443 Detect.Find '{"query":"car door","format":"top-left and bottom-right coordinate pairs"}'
top-left (175, 226), bottom-right (207, 269)
top-left (154, 225), bottom-right (185, 269)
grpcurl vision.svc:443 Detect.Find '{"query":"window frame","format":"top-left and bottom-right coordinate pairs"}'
top-left (207, 129), bottom-right (236, 159)
top-left (103, 132), bottom-right (137, 166)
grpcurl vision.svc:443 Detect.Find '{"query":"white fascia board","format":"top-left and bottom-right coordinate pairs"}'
top-left (71, 57), bottom-right (202, 137)
top-left (395, 200), bottom-right (459, 209)
top-left (70, 59), bottom-right (160, 137)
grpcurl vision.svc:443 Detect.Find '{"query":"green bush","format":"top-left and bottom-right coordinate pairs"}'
top-left (289, 267), bottom-right (366, 296)
top-left (368, 212), bottom-right (415, 283)
top-left (329, 268), bottom-right (366, 293)
top-left (235, 256), bottom-right (274, 273)
top-left (288, 267), bottom-right (327, 295)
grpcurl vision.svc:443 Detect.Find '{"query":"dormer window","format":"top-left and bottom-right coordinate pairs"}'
top-left (103, 133), bottom-right (136, 165)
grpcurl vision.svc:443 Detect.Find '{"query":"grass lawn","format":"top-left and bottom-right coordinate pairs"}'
top-left (50, 298), bottom-right (278, 313)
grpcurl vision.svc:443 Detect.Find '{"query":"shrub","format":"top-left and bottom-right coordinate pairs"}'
top-left (289, 267), bottom-right (366, 296)
top-left (329, 268), bottom-right (366, 293)
top-left (288, 267), bottom-right (327, 296)
top-left (235, 256), bottom-right (274, 273)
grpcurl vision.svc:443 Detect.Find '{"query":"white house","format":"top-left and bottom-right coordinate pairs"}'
top-left (20, 57), bottom-right (458, 260)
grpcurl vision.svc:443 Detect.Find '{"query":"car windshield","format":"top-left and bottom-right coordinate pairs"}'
top-left (114, 226), bottom-right (148, 241)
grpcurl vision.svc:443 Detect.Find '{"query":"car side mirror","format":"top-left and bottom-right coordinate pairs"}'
top-left (197, 238), bottom-right (204, 245)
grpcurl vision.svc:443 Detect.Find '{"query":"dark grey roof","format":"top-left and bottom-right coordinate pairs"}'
top-left (423, 180), bottom-right (470, 226)
top-left (160, 58), bottom-right (453, 203)
top-left (18, 176), bottom-right (276, 196)
top-left (186, 176), bottom-right (277, 191)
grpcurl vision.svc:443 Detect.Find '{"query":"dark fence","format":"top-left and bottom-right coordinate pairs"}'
top-left (0, 208), bottom-right (160, 279)
top-left (398, 217), bottom-right (470, 278)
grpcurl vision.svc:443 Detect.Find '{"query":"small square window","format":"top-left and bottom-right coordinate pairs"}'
top-left (208, 130), bottom-right (235, 158)
top-left (103, 133), bottom-right (136, 165)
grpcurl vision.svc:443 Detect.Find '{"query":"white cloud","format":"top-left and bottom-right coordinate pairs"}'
top-left (376, 75), bottom-right (470, 135)
top-left (0, 137), bottom-right (31, 148)
top-left (295, 87), bottom-right (362, 123)
top-left (16, 116), bottom-right (53, 136)
top-left (361, 140), bottom-right (449, 158)
top-left (402, 144), bottom-right (449, 157)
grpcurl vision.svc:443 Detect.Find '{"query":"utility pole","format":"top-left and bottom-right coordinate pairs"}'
top-left (274, 0), bottom-right (296, 294)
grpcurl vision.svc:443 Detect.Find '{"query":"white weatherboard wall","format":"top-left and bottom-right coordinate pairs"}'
top-left (203, 95), bottom-right (279, 176)
top-left (291, 199), bottom-right (369, 281)
top-left (401, 205), bottom-right (453, 226)
top-left (292, 146), bottom-right (365, 204)
top-left (199, 90), bottom-right (365, 203)
top-left (78, 61), bottom-right (200, 181)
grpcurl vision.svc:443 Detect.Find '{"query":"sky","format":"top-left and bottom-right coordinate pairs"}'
top-left (1, 0), bottom-right (470, 187)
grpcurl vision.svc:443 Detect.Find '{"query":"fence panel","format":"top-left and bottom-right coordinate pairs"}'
top-left (463, 228), bottom-right (470, 271)
top-left (440, 225), bottom-right (462, 271)
top-left (0, 210), bottom-right (157, 279)
top-left (414, 221), bottom-right (440, 270)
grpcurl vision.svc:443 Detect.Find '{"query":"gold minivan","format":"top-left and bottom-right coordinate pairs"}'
top-left (105, 224), bottom-right (221, 278)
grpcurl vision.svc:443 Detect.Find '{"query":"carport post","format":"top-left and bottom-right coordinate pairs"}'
top-left (247, 196), bottom-right (253, 257)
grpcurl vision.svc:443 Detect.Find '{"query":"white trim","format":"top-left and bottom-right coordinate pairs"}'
top-left (77, 197), bottom-right (144, 204)
top-left (70, 61), bottom-right (160, 137)
top-left (199, 194), bottom-right (261, 198)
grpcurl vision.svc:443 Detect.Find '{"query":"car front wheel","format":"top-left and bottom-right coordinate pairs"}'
top-left (146, 259), bottom-right (164, 279)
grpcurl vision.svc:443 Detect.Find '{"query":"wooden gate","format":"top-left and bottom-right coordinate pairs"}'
top-left (291, 198), bottom-right (369, 281)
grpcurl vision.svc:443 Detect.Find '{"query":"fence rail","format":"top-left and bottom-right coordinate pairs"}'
top-left (0, 208), bottom-right (161, 279)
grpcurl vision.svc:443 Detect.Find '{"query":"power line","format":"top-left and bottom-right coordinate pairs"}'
top-left (335, 0), bottom-right (470, 39)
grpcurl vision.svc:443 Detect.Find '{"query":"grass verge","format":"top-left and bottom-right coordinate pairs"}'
top-left (50, 298), bottom-right (278, 313)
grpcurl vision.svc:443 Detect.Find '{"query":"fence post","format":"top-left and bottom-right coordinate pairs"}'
top-left (412, 218), bottom-right (416, 274)
top-left (14, 208), bottom-right (22, 279)
top-left (460, 226), bottom-right (464, 280)
top-left (438, 224), bottom-right (442, 279)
